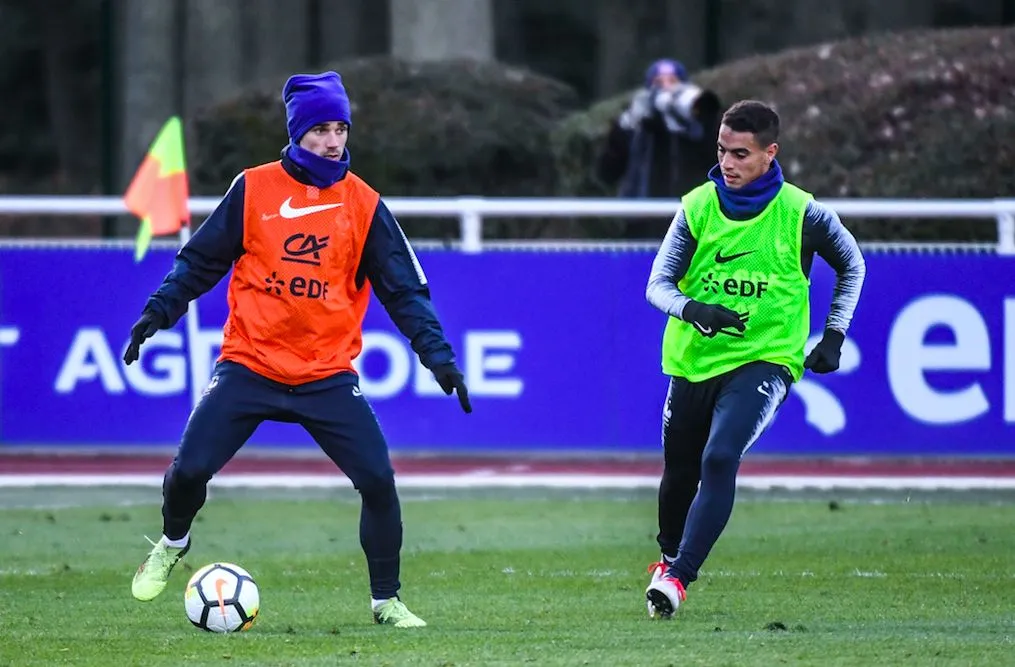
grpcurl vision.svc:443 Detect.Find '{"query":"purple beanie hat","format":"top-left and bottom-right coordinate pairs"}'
top-left (282, 71), bottom-right (352, 142)
top-left (644, 59), bottom-right (689, 87)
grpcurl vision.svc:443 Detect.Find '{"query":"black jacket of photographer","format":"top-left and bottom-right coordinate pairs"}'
top-left (598, 84), bottom-right (721, 203)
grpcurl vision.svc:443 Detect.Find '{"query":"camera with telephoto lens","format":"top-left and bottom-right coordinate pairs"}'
top-left (651, 83), bottom-right (721, 124)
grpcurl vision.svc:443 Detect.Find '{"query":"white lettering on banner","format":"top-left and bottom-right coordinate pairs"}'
top-left (55, 329), bottom-right (210, 396)
top-left (121, 332), bottom-right (186, 396)
top-left (1006, 299), bottom-right (1015, 423)
top-left (413, 356), bottom-right (446, 397)
top-left (0, 326), bottom-right (19, 347)
top-left (51, 327), bottom-right (524, 400)
top-left (37, 309), bottom-right (1015, 428)
top-left (887, 295), bottom-right (990, 424)
top-left (790, 334), bottom-right (861, 436)
top-left (55, 328), bottom-right (127, 394)
top-left (465, 331), bottom-right (523, 397)
top-left (353, 332), bottom-right (412, 399)
top-left (354, 330), bottom-right (524, 399)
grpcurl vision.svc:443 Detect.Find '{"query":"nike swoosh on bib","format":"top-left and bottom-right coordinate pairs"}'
top-left (279, 197), bottom-right (344, 219)
top-left (714, 249), bottom-right (755, 264)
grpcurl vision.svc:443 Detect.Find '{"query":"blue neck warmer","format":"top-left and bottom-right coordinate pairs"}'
top-left (707, 159), bottom-right (785, 219)
top-left (284, 142), bottom-right (350, 188)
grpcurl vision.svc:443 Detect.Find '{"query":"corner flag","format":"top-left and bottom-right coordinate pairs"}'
top-left (124, 117), bottom-right (190, 262)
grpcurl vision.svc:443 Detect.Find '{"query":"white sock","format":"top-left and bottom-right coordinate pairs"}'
top-left (162, 533), bottom-right (190, 549)
top-left (371, 597), bottom-right (394, 611)
top-left (663, 554), bottom-right (677, 565)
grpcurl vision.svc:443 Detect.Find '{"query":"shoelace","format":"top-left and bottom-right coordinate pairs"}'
top-left (648, 561), bottom-right (687, 601)
top-left (140, 536), bottom-right (179, 572)
top-left (376, 601), bottom-right (408, 622)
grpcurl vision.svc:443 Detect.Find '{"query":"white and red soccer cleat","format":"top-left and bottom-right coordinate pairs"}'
top-left (645, 560), bottom-right (687, 619)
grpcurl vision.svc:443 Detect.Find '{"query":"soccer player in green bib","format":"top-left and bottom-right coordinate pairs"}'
top-left (643, 100), bottom-right (866, 619)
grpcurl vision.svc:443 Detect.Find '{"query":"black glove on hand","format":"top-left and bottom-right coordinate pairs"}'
top-left (804, 328), bottom-right (845, 374)
top-left (432, 362), bottom-right (472, 414)
top-left (123, 309), bottom-right (165, 365)
top-left (681, 300), bottom-right (748, 338)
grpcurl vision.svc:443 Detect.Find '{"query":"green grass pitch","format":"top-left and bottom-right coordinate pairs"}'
top-left (1, 486), bottom-right (1013, 666)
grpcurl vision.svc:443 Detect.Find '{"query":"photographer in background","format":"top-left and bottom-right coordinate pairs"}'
top-left (597, 59), bottom-right (722, 238)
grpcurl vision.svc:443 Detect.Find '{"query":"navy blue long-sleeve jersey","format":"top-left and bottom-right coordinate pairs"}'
top-left (143, 155), bottom-right (455, 372)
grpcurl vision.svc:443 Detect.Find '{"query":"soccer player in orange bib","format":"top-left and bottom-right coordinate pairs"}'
top-left (124, 71), bottom-right (470, 628)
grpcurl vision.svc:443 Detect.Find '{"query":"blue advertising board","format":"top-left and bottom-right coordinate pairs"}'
top-left (0, 244), bottom-right (1011, 455)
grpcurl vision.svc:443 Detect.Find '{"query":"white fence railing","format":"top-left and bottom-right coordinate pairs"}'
top-left (0, 195), bottom-right (1013, 254)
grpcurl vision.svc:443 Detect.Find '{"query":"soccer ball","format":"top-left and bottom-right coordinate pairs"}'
top-left (184, 562), bottom-right (260, 633)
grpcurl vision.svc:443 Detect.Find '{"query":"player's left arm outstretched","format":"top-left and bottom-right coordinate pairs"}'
top-left (356, 199), bottom-right (471, 413)
top-left (801, 200), bottom-right (867, 373)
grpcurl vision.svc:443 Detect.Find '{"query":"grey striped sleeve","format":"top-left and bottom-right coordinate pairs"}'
top-left (802, 200), bottom-right (866, 333)
top-left (646, 209), bottom-right (697, 319)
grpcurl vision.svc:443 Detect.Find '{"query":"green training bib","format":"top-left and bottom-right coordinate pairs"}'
top-left (661, 180), bottom-right (812, 382)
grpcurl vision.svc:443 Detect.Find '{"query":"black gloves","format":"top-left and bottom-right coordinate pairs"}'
top-left (123, 309), bottom-right (165, 365)
top-left (681, 300), bottom-right (748, 338)
top-left (804, 328), bottom-right (845, 374)
top-left (432, 362), bottom-right (472, 414)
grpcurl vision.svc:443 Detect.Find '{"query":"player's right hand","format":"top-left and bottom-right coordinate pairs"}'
top-left (681, 300), bottom-right (748, 338)
top-left (123, 309), bottom-right (164, 365)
